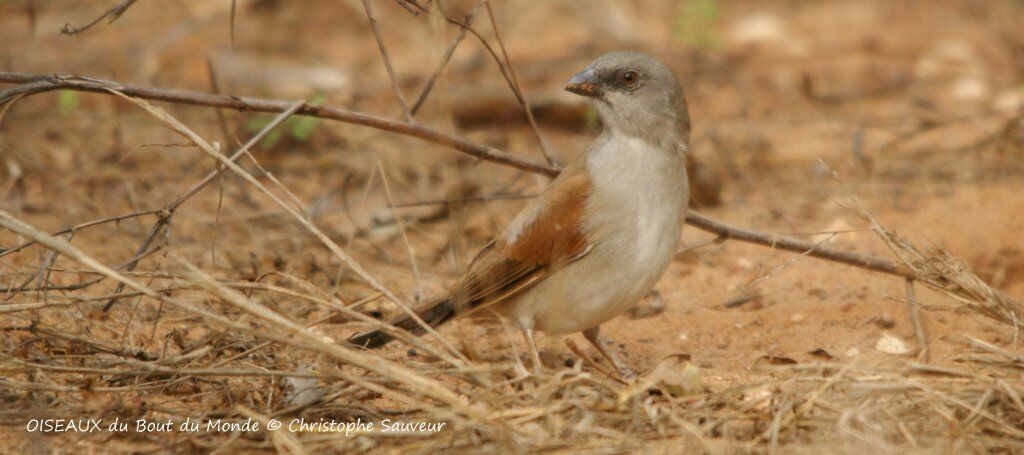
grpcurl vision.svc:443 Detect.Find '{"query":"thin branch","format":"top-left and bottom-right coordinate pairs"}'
top-left (205, 57), bottom-right (233, 267)
top-left (0, 208), bottom-right (160, 258)
top-left (0, 72), bottom-right (554, 175)
top-left (0, 243), bottom-right (163, 293)
top-left (405, 0), bottom-right (560, 166)
top-left (482, 0), bottom-right (560, 167)
top-left (398, 1), bottom-right (520, 96)
top-left (410, 0), bottom-right (484, 115)
top-left (229, 0), bottom-right (238, 48)
top-left (360, 0), bottom-right (414, 122)
top-left (683, 213), bottom-right (915, 279)
top-left (3, 238), bottom-right (65, 301)
top-left (60, 0), bottom-right (140, 36)
top-left (100, 213), bottom-right (166, 311)
top-left (205, 58), bottom-right (234, 149)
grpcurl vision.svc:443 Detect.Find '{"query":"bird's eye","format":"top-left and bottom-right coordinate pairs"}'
top-left (621, 70), bottom-right (639, 85)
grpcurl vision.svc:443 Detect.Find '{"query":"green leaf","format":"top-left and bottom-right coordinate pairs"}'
top-left (244, 116), bottom-right (282, 149)
top-left (58, 90), bottom-right (79, 116)
top-left (288, 94), bottom-right (325, 142)
top-left (244, 95), bottom-right (325, 147)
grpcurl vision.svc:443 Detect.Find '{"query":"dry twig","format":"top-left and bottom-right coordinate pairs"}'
top-left (410, 0), bottom-right (485, 115)
top-left (60, 0), bottom-right (140, 36)
top-left (360, 0), bottom-right (414, 122)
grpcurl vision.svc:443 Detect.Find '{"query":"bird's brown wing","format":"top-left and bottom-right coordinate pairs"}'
top-left (348, 162), bottom-right (594, 348)
top-left (449, 162), bottom-right (594, 313)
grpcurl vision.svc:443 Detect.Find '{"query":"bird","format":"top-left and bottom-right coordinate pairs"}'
top-left (350, 51), bottom-right (691, 378)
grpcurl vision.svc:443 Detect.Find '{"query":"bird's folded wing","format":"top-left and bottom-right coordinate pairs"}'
top-left (449, 163), bottom-right (594, 313)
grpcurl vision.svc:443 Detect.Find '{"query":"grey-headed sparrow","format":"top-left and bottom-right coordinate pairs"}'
top-left (352, 51), bottom-right (691, 378)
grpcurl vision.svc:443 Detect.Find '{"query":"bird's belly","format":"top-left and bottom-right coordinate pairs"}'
top-left (505, 136), bottom-right (688, 334)
top-left (512, 217), bottom-right (680, 335)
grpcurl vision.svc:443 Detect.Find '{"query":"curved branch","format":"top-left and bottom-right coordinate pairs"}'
top-left (60, 0), bottom-right (141, 36)
top-left (683, 212), bottom-right (915, 279)
top-left (0, 72), bottom-right (555, 177)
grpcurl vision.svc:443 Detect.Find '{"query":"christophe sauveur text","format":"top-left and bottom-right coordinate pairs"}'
top-left (25, 417), bottom-right (446, 435)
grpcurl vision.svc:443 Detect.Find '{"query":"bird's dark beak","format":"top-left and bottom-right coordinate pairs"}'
top-left (565, 68), bottom-right (602, 98)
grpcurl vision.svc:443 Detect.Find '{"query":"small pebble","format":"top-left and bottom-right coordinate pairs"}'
top-left (874, 314), bottom-right (896, 329)
top-left (875, 333), bottom-right (909, 355)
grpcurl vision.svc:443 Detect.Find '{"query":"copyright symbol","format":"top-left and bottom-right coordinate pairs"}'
top-left (267, 419), bottom-right (281, 431)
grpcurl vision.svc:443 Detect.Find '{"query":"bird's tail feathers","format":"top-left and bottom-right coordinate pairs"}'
top-left (348, 295), bottom-right (455, 349)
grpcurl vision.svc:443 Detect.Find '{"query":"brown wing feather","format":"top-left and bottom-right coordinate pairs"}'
top-left (498, 162), bottom-right (592, 265)
top-left (348, 164), bottom-right (594, 348)
top-left (448, 163), bottom-right (593, 313)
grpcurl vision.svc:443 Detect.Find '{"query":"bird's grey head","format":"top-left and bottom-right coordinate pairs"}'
top-left (565, 51), bottom-right (690, 146)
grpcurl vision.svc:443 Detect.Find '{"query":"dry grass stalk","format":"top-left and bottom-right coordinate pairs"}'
top-left (868, 215), bottom-right (1023, 332)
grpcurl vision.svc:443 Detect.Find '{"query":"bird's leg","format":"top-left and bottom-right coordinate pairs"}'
top-left (518, 321), bottom-right (543, 374)
top-left (583, 326), bottom-right (635, 379)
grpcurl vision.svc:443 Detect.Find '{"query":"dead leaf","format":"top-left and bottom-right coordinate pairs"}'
top-left (760, 355), bottom-right (798, 365)
top-left (808, 348), bottom-right (833, 359)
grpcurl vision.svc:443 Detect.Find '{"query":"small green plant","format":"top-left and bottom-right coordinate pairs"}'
top-left (57, 90), bottom-right (79, 116)
top-left (674, 0), bottom-right (721, 50)
top-left (244, 94), bottom-right (325, 148)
